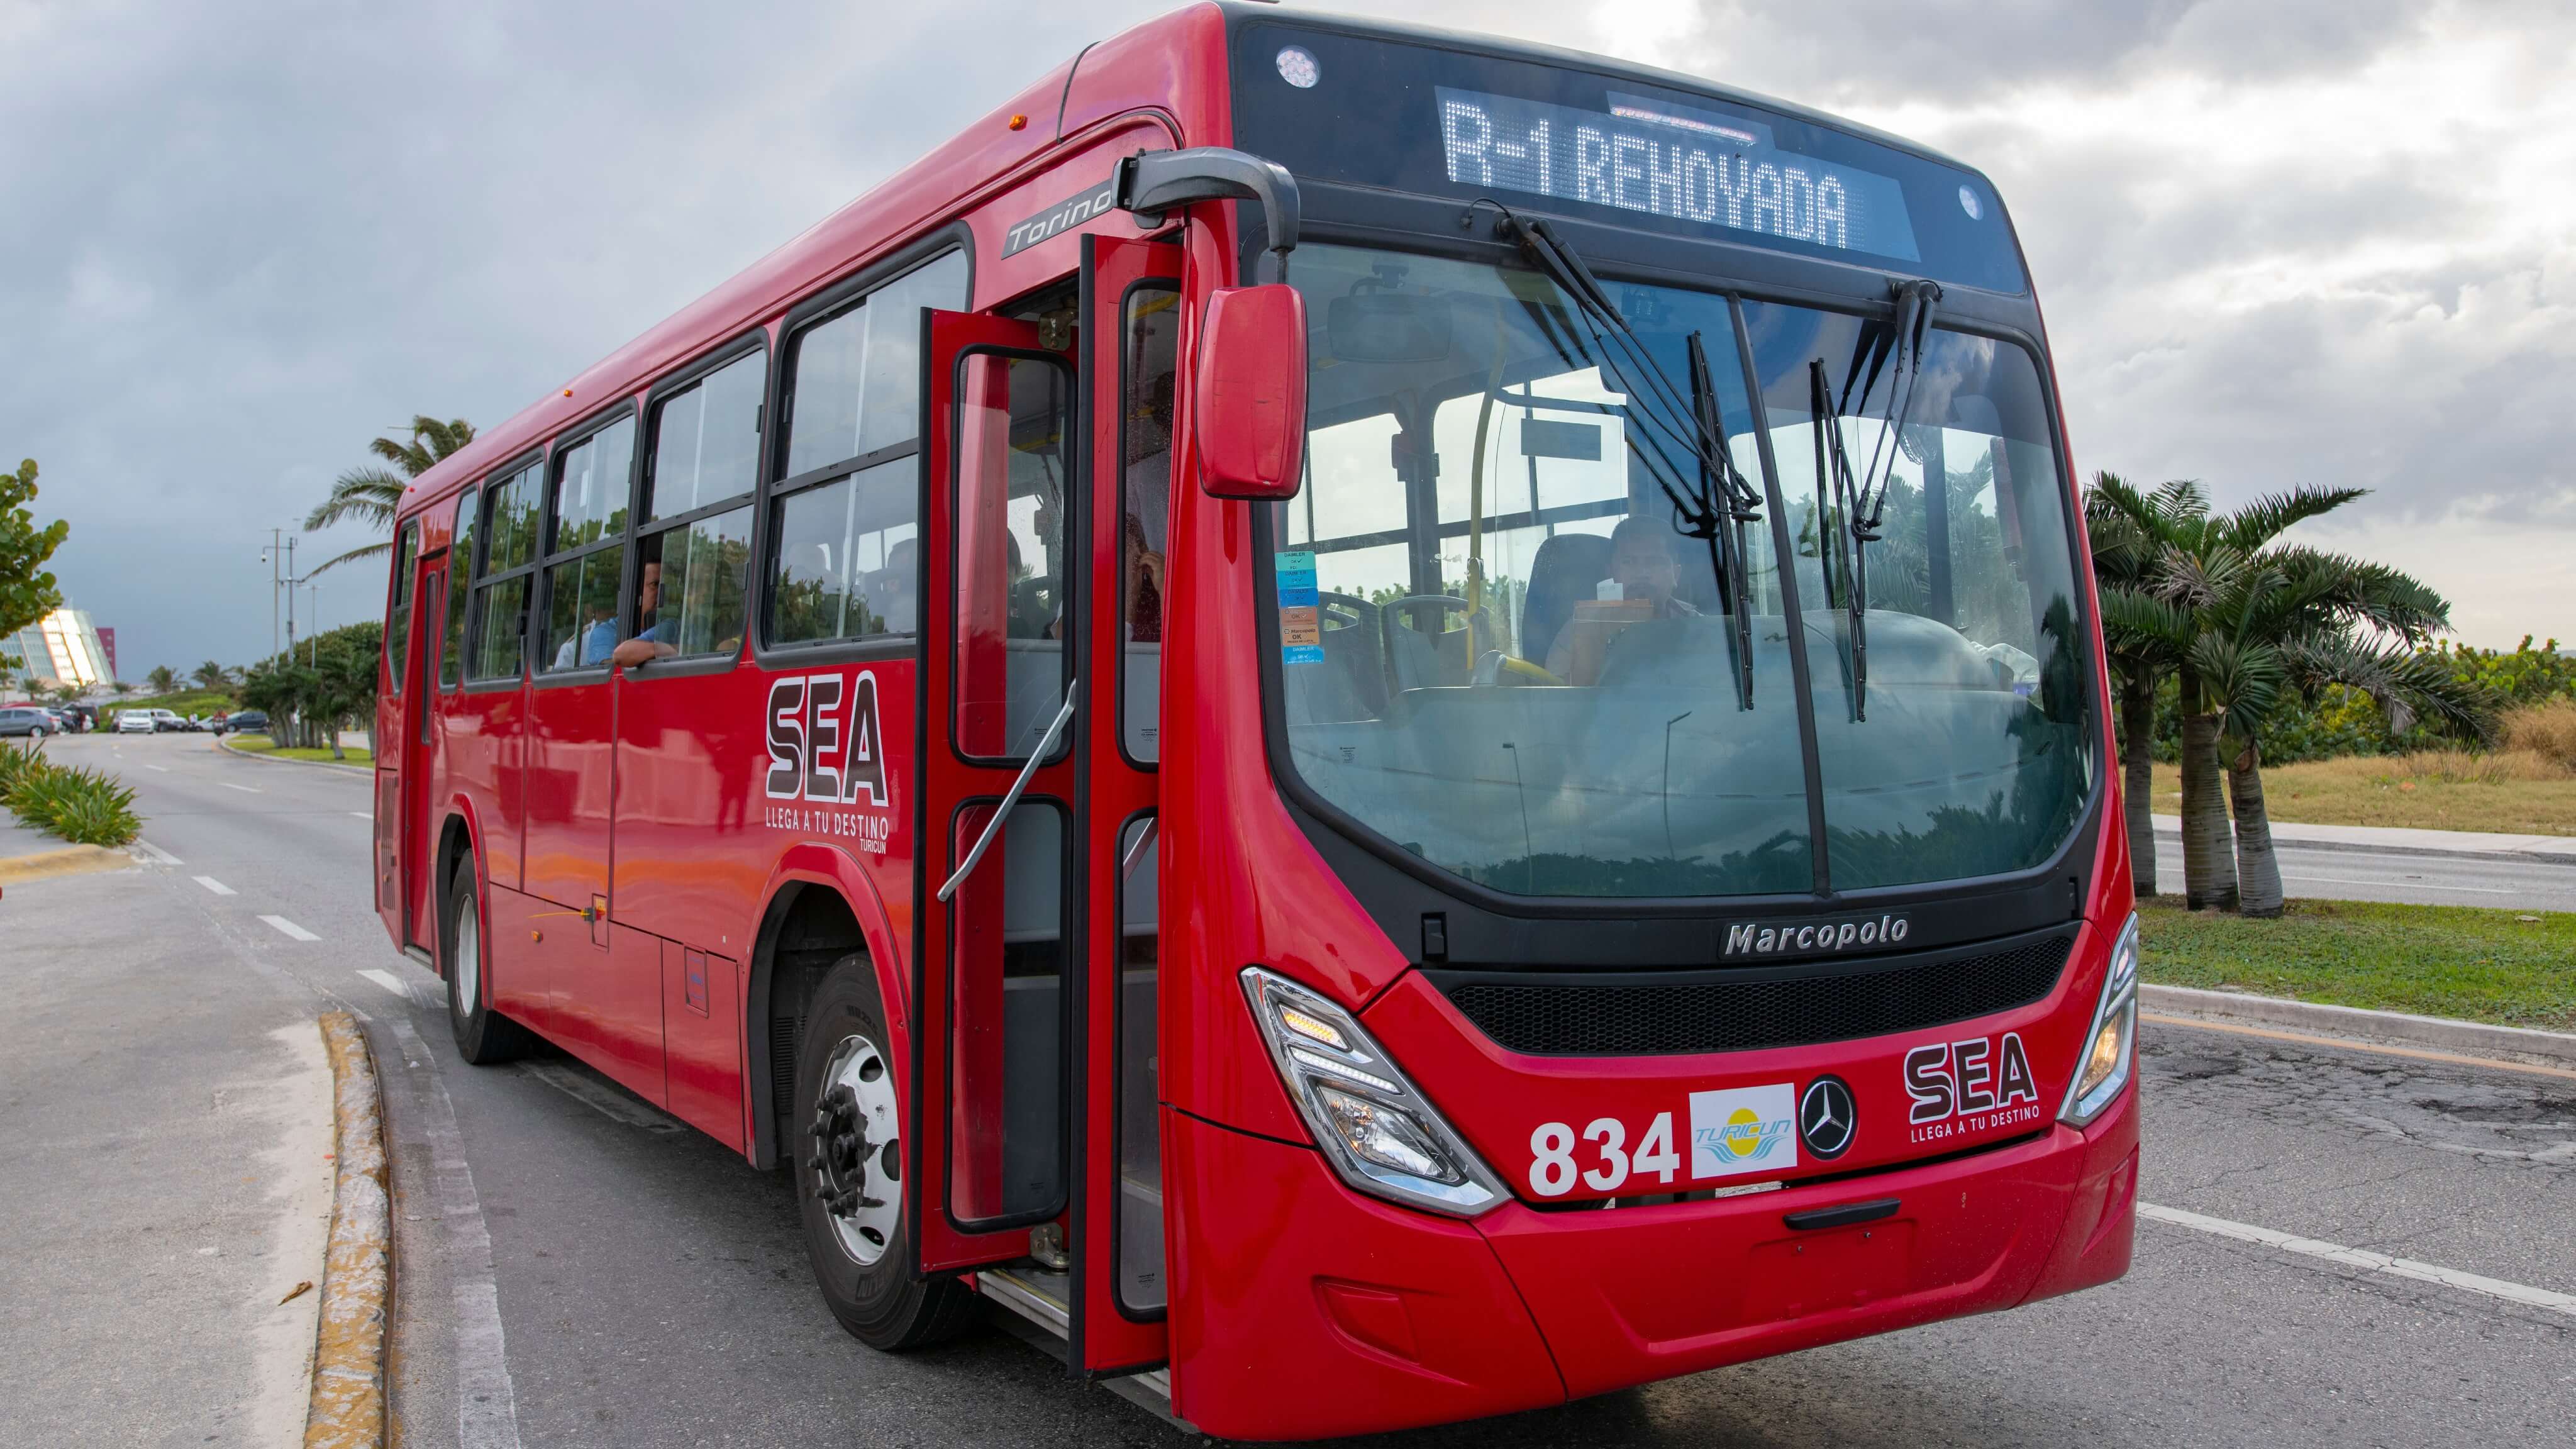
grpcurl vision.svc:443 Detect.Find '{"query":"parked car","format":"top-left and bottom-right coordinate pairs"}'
top-left (0, 706), bottom-right (56, 738)
top-left (116, 710), bottom-right (157, 734)
top-left (147, 709), bottom-right (187, 733)
top-left (218, 709), bottom-right (269, 736)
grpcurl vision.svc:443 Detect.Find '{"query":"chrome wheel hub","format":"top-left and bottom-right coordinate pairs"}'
top-left (808, 1033), bottom-right (901, 1265)
top-left (455, 902), bottom-right (480, 1016)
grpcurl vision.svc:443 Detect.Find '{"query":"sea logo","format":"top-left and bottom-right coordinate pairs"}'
top-left (1687, 1083), bottom-right (1799, 1180)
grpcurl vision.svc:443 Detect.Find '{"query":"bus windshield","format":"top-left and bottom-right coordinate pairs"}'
top-left (1265, 243), bottom-right (2096, 898)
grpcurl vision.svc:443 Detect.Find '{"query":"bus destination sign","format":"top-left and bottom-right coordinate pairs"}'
top-left (1434, 86), bottom-right (1922, 263)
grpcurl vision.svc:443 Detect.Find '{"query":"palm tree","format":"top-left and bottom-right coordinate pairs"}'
top-left (307, 416), bottom-right (475, 575)
top-left (145, 664), bottom-right (179, 694)
top-left (192, 660), bottom-right (233, 692)
top-left (2094, 479), bottom-right (2482, 916)
top-left (2084, 472), bottom-right (2179, 899)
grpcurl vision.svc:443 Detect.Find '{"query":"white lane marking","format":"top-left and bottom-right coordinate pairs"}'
top-left (221, 782), bottom-right (262, 794)
top-left (145, 763), bottom-right (169, 772)
top-left (520, 1061), bottom-right (684, 1133)
top-left (135, 839), bottom-right (182, 865)
top-left (194, 875), bottom-right (236, 896)
top-left (382, 1018), bottom-right (525, 1449)
top-left (2138, 1202), bottom-right (2576, 1318)
top-left (2279, 872), bottom-right (2514, 896)
top-left (349, 812), bottom-right (372, 821)
top-left (358, 969), bottom-right (411, 998)
top-left (259, 915), bottom-right (321, 942)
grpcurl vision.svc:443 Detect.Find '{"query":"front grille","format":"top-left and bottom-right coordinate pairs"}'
top-left (1441, 928), bottom-right (2075, 1057)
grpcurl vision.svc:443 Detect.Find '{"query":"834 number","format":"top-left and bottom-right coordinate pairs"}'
top-left (1526, 1113), bottom-right (1680, 1197)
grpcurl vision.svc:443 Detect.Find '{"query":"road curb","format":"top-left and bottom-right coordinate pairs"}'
top-left (216, 738), bottom-right (372, 775)
top-left (308, 1012), bottom-right (391, 1449)
top-left (2141, 983), bottom-right (2576, 1070)
top-left (0, 842), bottom-right (133, 885)
top-left (2150, 823), bottom-right (2576, 869)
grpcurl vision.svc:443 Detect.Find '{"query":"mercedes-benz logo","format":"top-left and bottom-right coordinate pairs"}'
top-left (1799, 1075), bottom-right (1857, 1160)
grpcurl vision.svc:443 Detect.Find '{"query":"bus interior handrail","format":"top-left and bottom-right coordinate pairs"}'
top-left (936, 689), bottom-right (1079, 903)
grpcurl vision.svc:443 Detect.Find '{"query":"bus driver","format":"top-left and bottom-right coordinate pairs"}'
top-left (1542, 514), bottom-right (1698, 685)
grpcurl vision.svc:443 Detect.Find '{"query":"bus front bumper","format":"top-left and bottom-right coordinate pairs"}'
top-left (1167, 1085), bottom-right (2135, 1438)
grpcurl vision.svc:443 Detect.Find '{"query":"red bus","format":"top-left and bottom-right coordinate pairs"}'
top-left (375, 5), bottom-right (2138, 1438)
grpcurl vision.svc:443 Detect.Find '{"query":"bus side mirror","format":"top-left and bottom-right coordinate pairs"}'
top-left (1194, 285), bottom-right (1307, 500)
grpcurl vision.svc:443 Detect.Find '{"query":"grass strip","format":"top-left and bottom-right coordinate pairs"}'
top-left (224, 736), bottom-right (374, 767)
top-left (2147, 758), bottom-right (2576, 836)
top-left (2138, 896), bottom-right (2576, 1033)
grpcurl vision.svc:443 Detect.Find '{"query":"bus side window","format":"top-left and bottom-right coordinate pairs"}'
top-left (765, 251), bottom-right (969, 650)
top-left (1119, 286), bottom-right (1179, 763)
top-left (633, 350), bottom-right (761, 661)
top-left (538, 416), bottom-right (635, 673)
top-left (441, 487), bottom-right (476, 689)
top-left (386, 519), bottom-right (419, 695)
top-left (469, 462), bottom-right (543, 681)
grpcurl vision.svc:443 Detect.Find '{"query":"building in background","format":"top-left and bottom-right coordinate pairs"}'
top-left (4, 607), bottom-right (115, 692)
top-left (96, 625), bottom-right (116, 679)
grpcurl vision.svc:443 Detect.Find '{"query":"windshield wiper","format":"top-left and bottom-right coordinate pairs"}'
top-left (1809, 278), bottom-right (1941, 721)
top-left (1484, 203), bottom-right (1764, 708)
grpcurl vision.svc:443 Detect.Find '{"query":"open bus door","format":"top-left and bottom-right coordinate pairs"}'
top-left (914, 235), bottom-right (1182, 1381)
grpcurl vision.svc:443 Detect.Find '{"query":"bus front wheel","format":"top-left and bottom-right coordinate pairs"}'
top-left (794, 954), bottom-right (977, 1351)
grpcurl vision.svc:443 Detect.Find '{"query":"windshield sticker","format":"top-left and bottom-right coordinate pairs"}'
top-left (1435, 86), bottom-right (1921, 262)
top-left (1275, 550), bottom-right (1323, 664)
top-left (1688, 1083), bottom-right (1798, 1179)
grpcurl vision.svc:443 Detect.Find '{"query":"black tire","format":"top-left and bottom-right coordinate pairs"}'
top-left (445, 857), bottom-right (535, 1064)
top-left (794, 953), bottom-right (979, 1351)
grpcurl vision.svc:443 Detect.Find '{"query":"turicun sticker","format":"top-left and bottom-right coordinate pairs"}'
top-left (1275, 550), bottom-right (1323, 665)
top-left (1688, 1082), bottom-right (1798, 1179)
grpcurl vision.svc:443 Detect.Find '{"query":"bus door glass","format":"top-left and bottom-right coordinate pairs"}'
top-left (378, 519), bottom-right (420, 932)
top-left (914, 310), bottom-right (1080, 1277)
top-left (403, 554), bottom-right (445, 951)
top-left (1074, 233), bottom-right (1181, 1371)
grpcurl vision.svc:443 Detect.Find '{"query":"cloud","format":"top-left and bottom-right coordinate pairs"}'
top-left (2, 0), bottom-right (2567, 674)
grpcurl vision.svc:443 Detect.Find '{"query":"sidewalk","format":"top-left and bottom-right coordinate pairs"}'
top-left (2151, 813), bottom-right (2576, 865)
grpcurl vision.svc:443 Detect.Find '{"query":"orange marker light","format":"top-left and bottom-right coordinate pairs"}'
top-left (1008, 114), bottom-right (1027, 131)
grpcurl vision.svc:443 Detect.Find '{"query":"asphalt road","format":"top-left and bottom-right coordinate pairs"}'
top-left (2153, 831), bottom-right (2576, 913)
top-left (13, 731), bottom-right (2574, 1448)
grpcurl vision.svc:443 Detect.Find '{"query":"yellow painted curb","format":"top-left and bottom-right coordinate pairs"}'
top-left (0, 843), bottom-right (132, 884)
top-left (308, 1013), bottom-right (391, 1449)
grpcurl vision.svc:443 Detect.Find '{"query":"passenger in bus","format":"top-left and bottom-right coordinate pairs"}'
top-left (1541, 514), bottom-right (1697, 685)
top-left (863, 538), bottom-right (917, 635)
top-left (610, 558), bottom-right (677, 668)
top-left (558, 592), bottom-right (623, 669)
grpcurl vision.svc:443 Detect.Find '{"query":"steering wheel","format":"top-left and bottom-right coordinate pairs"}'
top-left (1314, 591), bottom-right (1394, 711)
top-left (1010, 573), bottom-right (1060, 638)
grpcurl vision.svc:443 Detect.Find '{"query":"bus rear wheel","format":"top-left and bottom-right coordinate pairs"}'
top-left (445, 858), bottom-right (533, 1064)
top-left (794, 955), bottom-right (977, 1351)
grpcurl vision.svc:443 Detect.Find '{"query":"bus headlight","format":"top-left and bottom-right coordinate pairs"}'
top-left (2060, 912), bottom-right (2140, 1128)
top-left (1240, 967), bottom-right (1506, 1216)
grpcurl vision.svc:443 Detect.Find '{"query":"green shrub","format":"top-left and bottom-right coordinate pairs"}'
top-left (2145, 636), bottom-right (2576, 765)
top-left (0, 742), bottom-right (142, 847)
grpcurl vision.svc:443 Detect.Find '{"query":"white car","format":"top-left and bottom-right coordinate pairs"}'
top-left (116, 711), bottom-right (158, 734)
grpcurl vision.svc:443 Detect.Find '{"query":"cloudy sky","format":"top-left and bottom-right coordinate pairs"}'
top-left (4, 0), bottom-right (2568, 678)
